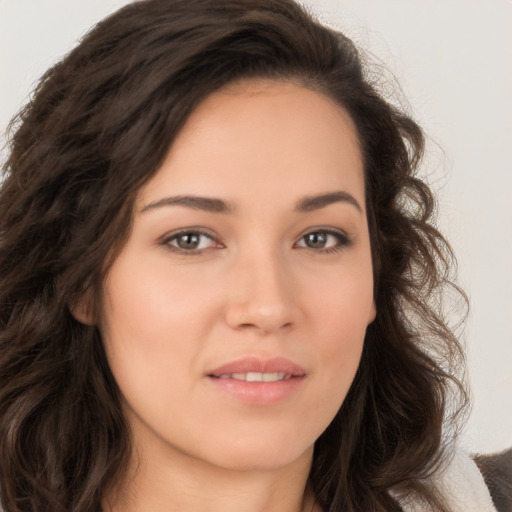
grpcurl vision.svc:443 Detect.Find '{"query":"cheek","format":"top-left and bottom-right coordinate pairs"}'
top-left (295, 285), bottom-right (369, 446)
top-left (103, 258), bottom-right (218, 341)
top-left (99, 256), bottom-right (231, 409)
top-left (100, 263), bottom-right (200, 385)
top-left (305, 266), bottom-right (373, 390)
top-left (317, 311), bottom-right (366, 391)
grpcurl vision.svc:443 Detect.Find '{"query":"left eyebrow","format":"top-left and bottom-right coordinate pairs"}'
top-left (295, 191), bottom-right (362, 213)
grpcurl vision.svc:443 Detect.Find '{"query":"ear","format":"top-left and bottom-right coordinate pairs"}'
top-left (68, 288), bottom-right (95, 326)
top-left (367, 300), bottom-right (377, 325)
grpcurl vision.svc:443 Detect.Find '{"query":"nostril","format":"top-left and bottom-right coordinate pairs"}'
top-left (238, 321), bottom-right (293, 332)
top-left (224, 291), bottom-right (300, 334)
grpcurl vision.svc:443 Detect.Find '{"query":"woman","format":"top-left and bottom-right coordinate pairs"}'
top-left (0, 0), bottom-right (505, 511)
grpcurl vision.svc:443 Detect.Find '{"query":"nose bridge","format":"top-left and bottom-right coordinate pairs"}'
top-left (225, 237), bottom-right (298, 333)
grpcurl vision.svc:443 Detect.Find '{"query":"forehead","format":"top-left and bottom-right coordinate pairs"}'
top-left (138, 79), bottom-right (365, 211)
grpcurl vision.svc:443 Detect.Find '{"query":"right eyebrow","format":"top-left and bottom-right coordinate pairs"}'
top-left (140, 195), bottom-right (235, 214)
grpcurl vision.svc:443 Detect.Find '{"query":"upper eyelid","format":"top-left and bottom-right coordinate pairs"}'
top-left (159, 225), bottom-right (348, 237)
top-left (159, 230), bottom-right (221, 255)
top-left (295, 226), bottom-right (350, 241)
top-left (159, 227), bottom-right (219, 242)
top-left (294, 228), bottom-right (350, 247)
top-left (159, 226), bottom-right (350, 249)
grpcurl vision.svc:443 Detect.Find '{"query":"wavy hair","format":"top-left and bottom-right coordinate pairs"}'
top-left (0, 0), bottom-right (468, 510)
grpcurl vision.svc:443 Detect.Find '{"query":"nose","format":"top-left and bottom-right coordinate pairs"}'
top-left (224, 247), bottom-right (300, 334)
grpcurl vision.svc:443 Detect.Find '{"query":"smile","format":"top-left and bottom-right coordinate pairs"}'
top-left (206, 357), bottom-right (306, 405)
top-left (207, 356), bottom-right (306, 378)
top-left (215, 372), bottom-right (292, 382)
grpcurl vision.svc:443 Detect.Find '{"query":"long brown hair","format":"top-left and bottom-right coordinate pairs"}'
top-left (0, 1), bottom-right (467, 510)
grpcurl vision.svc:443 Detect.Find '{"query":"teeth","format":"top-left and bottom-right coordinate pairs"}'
top-left (223, 372), bottom-right (288, 382)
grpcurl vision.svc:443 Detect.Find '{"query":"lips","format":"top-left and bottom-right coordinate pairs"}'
top-left (207, 356), bottom-right (306, 379)
top-left (207, 357), bottom-right (306, 405)
top-left (218, 372), bottom-right (289, 382)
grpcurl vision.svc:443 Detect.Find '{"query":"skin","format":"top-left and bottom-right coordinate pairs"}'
top-left (83, 80), bottom-right (376, 512)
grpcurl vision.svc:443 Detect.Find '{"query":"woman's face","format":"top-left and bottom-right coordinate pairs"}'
top-left (98, 80), bottom-right (375, 472)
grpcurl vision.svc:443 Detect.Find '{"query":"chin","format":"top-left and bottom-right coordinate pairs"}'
top-left (196, 434), bottom-right (315, 473)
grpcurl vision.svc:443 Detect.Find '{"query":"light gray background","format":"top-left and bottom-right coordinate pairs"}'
top-left (1, 0), bottom-right (510, 454)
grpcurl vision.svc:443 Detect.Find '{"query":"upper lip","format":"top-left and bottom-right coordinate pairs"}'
top-left (207, 356), bottom-right (306, 377)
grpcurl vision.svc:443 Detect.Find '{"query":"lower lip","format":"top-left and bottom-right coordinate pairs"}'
top-left (207, 376), bottom-right (305, 405)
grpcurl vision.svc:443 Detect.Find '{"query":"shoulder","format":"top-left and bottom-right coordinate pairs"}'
top-left (399, 446), bottom-right (503, 512)
top-left (473, 448), bottom-right (512, 512)
top-left (433, 448), bottom-right (498, 512)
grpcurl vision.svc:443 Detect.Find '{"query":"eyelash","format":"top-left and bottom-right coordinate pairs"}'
top-left (160, 229), bottom-right (221, 254)
top-left (296, 229), bottom-right (352, 254)
top-left (160, 228), bottom-right (351, 255)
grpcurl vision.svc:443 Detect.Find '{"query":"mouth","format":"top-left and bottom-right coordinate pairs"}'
top-left (206, 357), bottom-right (306, 405)
top-left (207, 356), bottom-right (306, 378)
top-left (214, 372), bottom-right (293, 382)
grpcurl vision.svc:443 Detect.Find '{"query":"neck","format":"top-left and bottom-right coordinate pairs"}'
top-left (104, 442), bottom-right (318, 512)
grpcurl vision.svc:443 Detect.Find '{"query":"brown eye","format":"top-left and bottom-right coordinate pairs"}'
top-left (176, 233), bottom-right (201, 249)
top-left (304, 232), bottom-right (328, 249)
top-left (296, 229), bottom-right (350, 253)
top-left (164, 231), bottom-right (218, 252)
